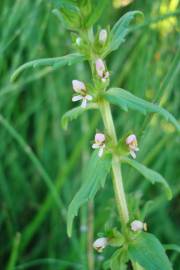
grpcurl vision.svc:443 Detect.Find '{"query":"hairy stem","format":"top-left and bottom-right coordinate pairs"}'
top-left (87, 201), bottom-right (95, 270)
top-left (81, 115), bottom-right (95, 270)
top-left (99, 100), bottom-right (129, 225)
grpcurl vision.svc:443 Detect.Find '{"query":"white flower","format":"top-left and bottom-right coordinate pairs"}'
top-left (92, 133), bottom-right (106, 157)
top-left (95, 59), bottom-right (109, 83)
top-left (76, 37), bottom-right (81, 46)
top-left (93, 237), bottom-right (108, 252)
top-left (72, 80), bottom-right (92, 108)
top-left (126, 134), bottom-right (139, 159)
top-left (131, 220), bottom-right (147, 232)
top-left (99, 29), bottom-right (108, 44)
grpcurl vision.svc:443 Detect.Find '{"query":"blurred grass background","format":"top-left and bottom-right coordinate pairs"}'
top-left (0, 0), bottom-right (180, 269)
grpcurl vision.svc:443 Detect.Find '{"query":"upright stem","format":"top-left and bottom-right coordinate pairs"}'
top-left (87, 201), bottom-right (95, 270)
top-left (99, 100), bottom-right (129, 226)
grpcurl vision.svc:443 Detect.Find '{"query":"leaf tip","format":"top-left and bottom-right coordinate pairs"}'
top-left (10, 71), bottom-right (18, 83)
top-left (61, 116), bottom-right (68, 130)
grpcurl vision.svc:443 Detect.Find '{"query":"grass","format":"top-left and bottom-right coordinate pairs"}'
top-left (0, 0), bottom-right (180, 269)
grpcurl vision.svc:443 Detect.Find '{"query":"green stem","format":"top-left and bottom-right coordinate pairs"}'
top-left (99, 100), bottom-right (129, 226)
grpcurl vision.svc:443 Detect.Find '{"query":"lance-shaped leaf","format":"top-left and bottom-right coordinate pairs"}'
top-left (86, 0), bottom-right (109, 27)
top-left (128, 232), bottom-right (173, 270)
top-left (109, 11), bottom-right (143, 53)
top-left (61, 103), bottom-right (98, 130)
top-left (104, 88), bottom-right (180, 132)
top-left (121, 157), bottom-right (172, 200)
top-left (67, 151), bottom-right (112, 237)
top-left (11, 53), bottom-right (84, 81)
top-left (51, 0), bottom-right (77, 9)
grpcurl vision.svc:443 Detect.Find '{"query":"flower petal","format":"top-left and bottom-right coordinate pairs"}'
top-left (126, 134), bottom-right (137, 145)
top-left (92, 143), bottom-right (99, 149)
top-left (96, 59), bottom-right (105, 77)
top-left (95, 133), bottom-right (105, 143)
top-left (81, 98), bottom-right (87, 108)
top-left (130, 150), bottom-right (136, 159)
top-left (86, 95), bottom-right (93, 101)
top-left (98, 147), bottom-right (104, 157)
top-left (99, 29), bottom-right (108, 44)
top-left (72, 80), bottom-right (85, 92)
top-left (72, 95), bottom-right (83, 102)
top-left (93, 237), bottom-right (108, 252)
top-left (131, 220), bottom-right (144, 232)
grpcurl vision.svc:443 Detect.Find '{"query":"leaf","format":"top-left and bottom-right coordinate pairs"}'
top-left (86, 0), bottom-right (109, 27)
top-left (121, 157), bottom-right (172, 200)
top-left (51, 0), bottom-right (77, 9)
top-left (61, 103), bottom-right (97, 130)
top-left (67, 151), bottom-right (112, 237)
top-left (164, 244), bottom-right (180, 253)
top-left (110, 11), bottom-right (143, 52)
top-left (11, 53), bottom-right (84, 81)
top-left (110, 250), bottom-right (128, 270)
top-left (128, 232), bottom-right (173, 270)
top-left (104, 88), bottom-right (180, 132)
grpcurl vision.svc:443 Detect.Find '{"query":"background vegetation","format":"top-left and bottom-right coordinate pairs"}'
top-left (0, 0), bottom-right (180, 269)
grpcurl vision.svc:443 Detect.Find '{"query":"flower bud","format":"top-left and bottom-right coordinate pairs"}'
top-left (95, 59), bottom-right (109, 82)
top-left (99, 29), bottom-right (108, 44)
top-left (76, 37), bottom-right (81, 46)
top-left (131, 220), bottom-right (147, 232)
top-left (93, 237), bottom-right (108, 252)
top-left (126, 134), bottom-right (139, 159)
top-left (95, 133), bottom-right (105, 144)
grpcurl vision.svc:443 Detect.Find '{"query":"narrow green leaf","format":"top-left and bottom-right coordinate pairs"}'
top-left (67, 151), bottom-right (112, 237)
top-left (51, 0), bottom-right (77, 9)
top-left (104, 88), bottom-right (180, 131)
top-left (128, 232), bottom-right (173, 270)
top-left (11, 53), bottom-right (84, 81)
top-left (110, 11), bottom-right (143, 52)
top-left (121, 157), bottom-right (172, 199)
top-left (86, 0), bottom-right (108, 27)
top-left (164, 244), bottom-right (180, 253)
top-left (61, 103), bottom-right (98, 130)
top-left (6, 233), bottom-right (21, 270)
top-left (110, 250), bottom-right (128, 270)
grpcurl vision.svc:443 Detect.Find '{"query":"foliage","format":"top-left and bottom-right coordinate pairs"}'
top-left (0, 0), bottom-right (180, 270)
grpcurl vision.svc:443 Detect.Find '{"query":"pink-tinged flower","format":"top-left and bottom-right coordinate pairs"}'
top-left (92, 133), bottom-right (106, 157)
top-left (126, 134), bottom-right (139, 159)
top-left (93, 237), bottom-right (108, 252)
top-left (95, 59), bottom-right (109, 83)
top-left (99, 29), bottom-right (107, 44)
top-left (131, 220), bottom-right (147, 232)
top-left (72, 80), bottom-right (92, 108)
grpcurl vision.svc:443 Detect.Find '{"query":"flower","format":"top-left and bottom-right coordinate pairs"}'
top-left (131, 220), bottom-right (147, 232)
top-left (93, 237), bottom-right (108, 252)
top-left (92, 133), bottom-right (106, 157)
top-left (99, 29), bottom-right (107, 44)
top-left (76, 37), bottom-right (81, 46)
top-left (95, 59), bottom-right (109, 82)
top-left (72, 80), bottom-right (92, 108)
top-left (126, 134), bottom-right (139, 159)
